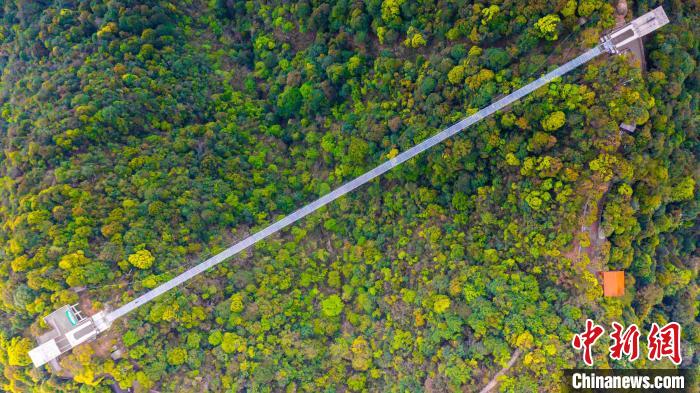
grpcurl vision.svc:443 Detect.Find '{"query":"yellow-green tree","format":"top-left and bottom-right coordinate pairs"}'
top-left (433, 295), bottom-right (451, 313)
top-left (534, 14), bottom-right (560, 41)
top-left (448, 65), bottom-right (466, 85)
top-left (229, 293), bottom-right (245, 313)
top-left (6, 337), bottom-right (32, 366)
top-left (381, 0), bottom-right (405, 26)
top-left (166, 347), bottom-right (187, 366)
top-left (128, 249), bottom-right (155, 269)
top-left (221, 332), bottom-right (245, 354)
top-left (541, 111), bottom-right (566, 131)
top-left (350, 336), bottom-right (371, 371)
top-left (404, 27), bottom-right (426, 48)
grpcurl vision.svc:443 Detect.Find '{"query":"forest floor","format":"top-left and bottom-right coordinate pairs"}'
top-left (78, 291), bottom-right (96, 316)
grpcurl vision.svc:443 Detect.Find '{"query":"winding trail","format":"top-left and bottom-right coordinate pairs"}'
top-left (478, 349), bottom-right (523, 393)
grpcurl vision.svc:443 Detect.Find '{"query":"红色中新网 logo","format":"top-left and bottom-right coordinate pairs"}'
top-left (571, 319), bottom-right (682, 366)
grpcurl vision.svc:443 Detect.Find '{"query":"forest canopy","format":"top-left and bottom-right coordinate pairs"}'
top-left (0, 0), bottom-right (697, 392)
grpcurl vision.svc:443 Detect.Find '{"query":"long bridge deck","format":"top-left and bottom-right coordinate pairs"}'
top-left (105, 44), bottom-right (605, 322)
top-left (108, 6), bottom-right (670, 322)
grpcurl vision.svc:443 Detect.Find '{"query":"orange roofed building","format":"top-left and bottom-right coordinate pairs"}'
top-left (601, 271), bottom-right (625, 297)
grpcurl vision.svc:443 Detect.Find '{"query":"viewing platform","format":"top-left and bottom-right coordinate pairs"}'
top-left (28, 304), bottom-right (111, 368)
top-left (601, 7), bottom-right (669, 55)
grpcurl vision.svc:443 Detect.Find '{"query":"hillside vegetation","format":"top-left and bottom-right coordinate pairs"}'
top-left (0, 1), bottom-right (697, 392)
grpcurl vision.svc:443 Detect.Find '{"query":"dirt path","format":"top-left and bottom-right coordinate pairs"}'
top-left (563, 178), bottom-right (610, 276)
top-left (478, 349), bottom-right (523, 393)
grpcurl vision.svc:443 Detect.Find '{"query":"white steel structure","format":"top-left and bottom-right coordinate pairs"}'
top-left (29, 7), bottom-right (669, 368)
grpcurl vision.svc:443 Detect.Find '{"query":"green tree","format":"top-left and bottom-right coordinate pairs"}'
top-left (208, 330), bottom-right (223, 346)
top-left (321, 294), bottom-right (344, 317)
top-left (276, 87), bottom-right (302, 118)
top-left (166, 347), bottom-right (187, 366)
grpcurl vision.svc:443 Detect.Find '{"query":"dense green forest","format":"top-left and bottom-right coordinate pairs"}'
top-left (0, 0), bottom-right (697, 391)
